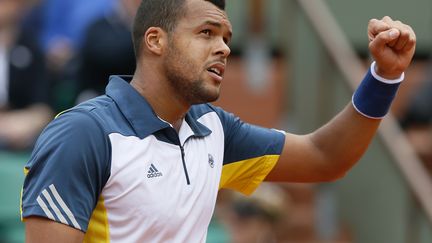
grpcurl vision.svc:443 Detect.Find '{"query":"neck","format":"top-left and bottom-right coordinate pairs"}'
top-left (131, 64), bottom-right (190, 132)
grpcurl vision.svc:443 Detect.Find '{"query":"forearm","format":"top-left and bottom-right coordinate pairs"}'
top-left (306, 60), bottom-right (404, 179)
top-left (308, 104), bottom-right (381, 178)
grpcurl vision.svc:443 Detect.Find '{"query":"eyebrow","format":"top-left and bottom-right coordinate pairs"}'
top-left (204, 20), bottom-right (233, 40)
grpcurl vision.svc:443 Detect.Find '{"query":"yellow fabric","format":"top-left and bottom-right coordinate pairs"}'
top-left (23, 167), bottom-right (29, 176)
top-left (20, 168), bottom-right (29, 221)
top-left (219, 155), bottom-right (279, 195)
top-left (55, 109), bottom-right (72, 119)
top-left (20, 187), bottom-right (24, 221)
top-left (84, 196), bottom-right (110, 242)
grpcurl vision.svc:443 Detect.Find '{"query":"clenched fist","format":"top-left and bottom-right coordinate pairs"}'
top-left (368, 16), bottom-right (416, 79)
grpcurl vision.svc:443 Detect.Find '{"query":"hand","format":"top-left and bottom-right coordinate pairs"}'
top-left (368, 16), bottom-right (416, 79)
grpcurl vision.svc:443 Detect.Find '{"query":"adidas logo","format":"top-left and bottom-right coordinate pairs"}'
top-left (147, 164), bottom-right (163, 178)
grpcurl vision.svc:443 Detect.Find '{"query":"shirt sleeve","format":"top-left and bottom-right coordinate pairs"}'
top-left (212, 105), bottom-right (285, 195)
top-left (21, 109), bottom-right (111, 232)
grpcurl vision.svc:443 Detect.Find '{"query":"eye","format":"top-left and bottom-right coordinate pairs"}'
top-left (201, 29), bottom-right (211, 36)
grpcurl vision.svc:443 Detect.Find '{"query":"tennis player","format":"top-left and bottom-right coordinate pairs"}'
top-left (21, 0), bottom-right (416, 242)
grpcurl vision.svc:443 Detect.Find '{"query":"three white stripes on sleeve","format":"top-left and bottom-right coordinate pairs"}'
top-left (36, 184), bottom-right (82, 230)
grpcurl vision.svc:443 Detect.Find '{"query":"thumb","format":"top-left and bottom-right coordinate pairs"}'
top-left (370, 28), bottom-right (400, 50)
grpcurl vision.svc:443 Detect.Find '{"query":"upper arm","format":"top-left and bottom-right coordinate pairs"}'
top-left (266, 132), bottom-right (329, 182)
top-left (266, 104), bottom-right (380, 182)
top-left (25, 216), bottom-right (84, 243)
top-left (21, 110), bottom-right (111, 235)
top-left (212, 105), bottom-right (285, 194)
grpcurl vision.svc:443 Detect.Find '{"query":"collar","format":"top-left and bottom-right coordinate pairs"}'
top-left (106, 76), bottom-right (211, 139)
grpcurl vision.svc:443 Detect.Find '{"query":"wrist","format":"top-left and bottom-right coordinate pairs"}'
top-left (372, 61), bottom-right (404, 82)
top-left (352, 62), bottom-right (404, 119)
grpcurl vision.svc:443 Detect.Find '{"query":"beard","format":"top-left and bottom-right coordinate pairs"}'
top-left (162, 39), bottom-right (220, 105)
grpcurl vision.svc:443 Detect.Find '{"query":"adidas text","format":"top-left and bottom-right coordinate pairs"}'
top-left (147, 172), bottom-right (163, 178)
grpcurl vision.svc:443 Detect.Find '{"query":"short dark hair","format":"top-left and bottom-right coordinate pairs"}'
top-left (132, 0), bottom-right (225, 58)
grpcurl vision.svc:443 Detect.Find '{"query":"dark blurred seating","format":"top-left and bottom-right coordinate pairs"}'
top-left (74, 0), bottom-right (140, 102)
top-left (400, 61), bottom-right (432, 173)
top-left (0, 0), bottom-right (53, 151)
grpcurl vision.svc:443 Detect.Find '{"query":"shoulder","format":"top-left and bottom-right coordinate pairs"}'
top-left (54, 98), bottom-right (110, 133)
top-left (36, 96), bottom-right (118, 152)
top-left (33, 108), bottom-right (108, 161)
top-left (28, 98), bottom-right (114, 178)
top-left (57, 95), bottom-right (126, 131)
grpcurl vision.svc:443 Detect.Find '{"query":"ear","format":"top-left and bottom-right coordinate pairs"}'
top-left (144, 27), bottom-right (167, 56)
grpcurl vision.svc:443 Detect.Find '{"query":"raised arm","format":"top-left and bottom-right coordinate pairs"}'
top-left (267, 16), bottom-right (416, 182)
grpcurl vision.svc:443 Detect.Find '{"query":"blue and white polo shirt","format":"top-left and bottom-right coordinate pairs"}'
top-left (21, 76), bottom-right (285, 242)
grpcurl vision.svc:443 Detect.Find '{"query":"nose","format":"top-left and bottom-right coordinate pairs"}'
top-left (215, 39), bottom-right (231, 58)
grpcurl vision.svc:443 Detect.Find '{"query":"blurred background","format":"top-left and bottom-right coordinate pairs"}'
top-left (1, 0), bottom-right (432, 242)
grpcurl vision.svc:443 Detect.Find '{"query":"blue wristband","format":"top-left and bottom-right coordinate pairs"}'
top-left (352, 62), bottom-right (404, 119)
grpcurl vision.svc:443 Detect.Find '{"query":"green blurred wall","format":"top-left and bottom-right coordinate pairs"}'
top-left (226, 0), bottom-right (432, 56)
top-left (327, 0), bottom-right (432, 55)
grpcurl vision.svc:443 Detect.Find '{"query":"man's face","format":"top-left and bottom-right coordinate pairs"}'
top-left (162, 0), bottom-right (232, 105)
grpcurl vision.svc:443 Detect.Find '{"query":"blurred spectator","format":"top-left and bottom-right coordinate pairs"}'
top-left (216, 184), bottom-right (290, 243)
top-left (400, 66), bottom-right (432, 172)
top-left (0, 0), bottom-right (53, 150)
top-left (18, 0), bottom-right (116, 112)
top-left (75, 0), bottom-right (140, 102)
top-left (34, 0), bottom-right (115, 73)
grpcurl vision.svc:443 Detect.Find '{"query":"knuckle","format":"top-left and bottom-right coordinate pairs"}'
top-left (368, 42), bottom-right (378, 52)
top-left (410, 36), bottom-right (417, 44)
top-left (368, 19), bottom-right (378, 28)
top-left (369, 18), bottom-right (377, 24)
top-left (400, 29), bottom-right (410, 37)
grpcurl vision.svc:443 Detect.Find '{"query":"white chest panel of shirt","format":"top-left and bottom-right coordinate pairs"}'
top-left (104, 111), bottom-right (225, 242)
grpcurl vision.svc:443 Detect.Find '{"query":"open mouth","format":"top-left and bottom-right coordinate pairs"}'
top-left (207, 67), bottom-right (222, 77)
top-left (207, 63), bottom-right (225, 79)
